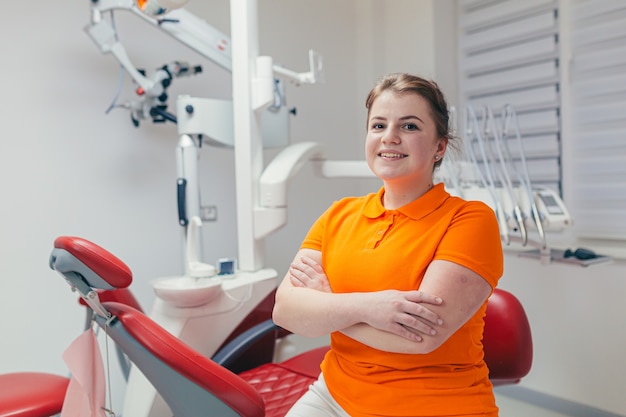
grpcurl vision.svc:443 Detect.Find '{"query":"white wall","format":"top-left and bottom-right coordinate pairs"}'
top-left (498, 252), bottom-right (626, 415)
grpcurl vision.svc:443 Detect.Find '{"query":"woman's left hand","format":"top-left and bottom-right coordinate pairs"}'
top-left (289, 255), bottom-right (332, 292)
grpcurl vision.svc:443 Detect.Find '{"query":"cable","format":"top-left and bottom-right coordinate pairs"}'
top-left (501, 104), bottom-right (546, 249)
top-left (485, 105), bottom-right (527, 245)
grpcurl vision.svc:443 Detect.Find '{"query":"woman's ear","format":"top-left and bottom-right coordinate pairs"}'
top-left (437, 137), bottom-right (448, 155)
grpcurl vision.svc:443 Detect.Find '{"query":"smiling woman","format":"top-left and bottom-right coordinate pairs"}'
top-left (273, 73), bottom-right (504, 417)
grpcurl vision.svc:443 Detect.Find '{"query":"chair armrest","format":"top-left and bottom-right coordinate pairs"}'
top-left (212, 319), bottom-right (281, 370)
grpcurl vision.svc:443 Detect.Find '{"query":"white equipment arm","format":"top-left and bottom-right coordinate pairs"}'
top-left (85, 0), bottom-right (322, 85)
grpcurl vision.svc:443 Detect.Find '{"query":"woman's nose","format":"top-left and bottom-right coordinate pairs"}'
top-left (381, 127), bottom-right (400, 144)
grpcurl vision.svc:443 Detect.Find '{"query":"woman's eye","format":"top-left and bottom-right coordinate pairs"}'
top-left (371, 123), bottom-right (384, 130)
top-left (403, 123), bottom-right (419, 130)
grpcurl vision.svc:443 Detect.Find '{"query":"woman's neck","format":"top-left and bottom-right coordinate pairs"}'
top-left (382, 181), bottom-right (434, 209)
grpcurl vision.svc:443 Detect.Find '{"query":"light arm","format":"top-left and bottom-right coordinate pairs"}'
top-left (84, 13), bottom-right (156, 94)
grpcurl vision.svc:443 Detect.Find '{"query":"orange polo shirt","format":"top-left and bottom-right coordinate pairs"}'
top-left (301, 183), bottom-right (503, 417)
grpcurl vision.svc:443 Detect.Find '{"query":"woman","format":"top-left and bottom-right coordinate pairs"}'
top-left (273, 73), bottom-right (504, 417)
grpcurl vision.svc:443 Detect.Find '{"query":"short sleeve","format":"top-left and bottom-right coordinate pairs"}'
top-left (435, 201), bottom-right (504, 288)
top-left (300, 203), bottom-right (334, 251)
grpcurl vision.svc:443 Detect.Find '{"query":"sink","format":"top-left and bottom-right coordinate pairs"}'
top-left (152, 275), bottom-right (223, 308)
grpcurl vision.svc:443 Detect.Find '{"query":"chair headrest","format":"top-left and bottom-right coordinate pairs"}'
top-left (50, 236), bottom-right (132, 289)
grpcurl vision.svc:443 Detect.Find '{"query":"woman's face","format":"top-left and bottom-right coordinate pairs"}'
top-left (365, 90), bottom-right (446, 188)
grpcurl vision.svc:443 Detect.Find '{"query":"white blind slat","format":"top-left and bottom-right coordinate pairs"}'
top-left (571, 185), bottom-right (626, 208)
top-left (465, 61), bottom-right (557, 96)
top-left (570, 209), bottom-right (626, 240)
top-left (570, 16), bottom-right (626, 49)
top-left (572, 73), bottom-right (626, 97)
top-left (571, 128), bottom-right (626, 153)
top-left (572, 0), bottom-right (626, 23)
top-left (571, 44), bottom-right (626, 75)
top-left (520, 159), bottom-right (560, 182)
top-left (573, 99), bottom-right (626, 125)
top-left (572, 156), bottom-right (626, 181)
top-left (461, 0), bottom-right (555, 30)
top-left (468, 86), bottom-right (559, 112)
top-left (461, 10), bottom-right (556, 51)
top-left (515, 109), bottom-right (559, 132)
top-left (464, 36), bottom-right (557, 74)
top-left (506, 134), bottom-right (560, 158)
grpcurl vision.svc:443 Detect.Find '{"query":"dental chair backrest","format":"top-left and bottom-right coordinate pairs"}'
top-left (483, 288), bottom-right (533, 385)
top-left (49, 236), bottom-right (266, 417)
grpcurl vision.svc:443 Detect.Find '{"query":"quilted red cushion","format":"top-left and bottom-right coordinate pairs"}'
top-left (238, 346), bottom-right (329, 417)
top-left (239, 363), bottom-right (316, 417)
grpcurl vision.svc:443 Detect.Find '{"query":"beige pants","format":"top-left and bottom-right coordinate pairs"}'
top-left (285, 373), bottom-right (498, 417)
top-left (284, 374), bottom-right (351, 417)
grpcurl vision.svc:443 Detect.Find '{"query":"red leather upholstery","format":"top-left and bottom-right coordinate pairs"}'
top-left (103, 301), bottom-right (266, 417)
top-left (238, 347), bottom-right (330, 417)
top-left (278, 346), bottom-right (329, 378)
top-left (53, 236), bottom-right (132, 289)
top-left (483, 288), bottom-right (533, 385)
top-left (0, 373), bottom-right (69, 417)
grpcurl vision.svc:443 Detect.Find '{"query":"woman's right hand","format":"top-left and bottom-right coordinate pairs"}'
top-left (359, 289), bottom-right (443, 342)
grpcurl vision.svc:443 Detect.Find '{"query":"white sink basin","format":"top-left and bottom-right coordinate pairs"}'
top-left (152, 276), bottom-right (223, 308)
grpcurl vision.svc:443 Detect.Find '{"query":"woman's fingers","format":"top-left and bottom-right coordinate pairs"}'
top-left (404, 291), bottom-right (443, 325)
top-left (363, 290), bottom-right (444, 340)
top-left (288, 261), bottom-right (331, 292)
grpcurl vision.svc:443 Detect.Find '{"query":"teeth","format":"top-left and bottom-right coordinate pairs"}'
top-left (379, 152), bottom-right (405, 158)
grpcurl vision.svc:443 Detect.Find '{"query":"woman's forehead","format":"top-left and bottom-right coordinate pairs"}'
top-left (369, 91), bottom-right (431, 117)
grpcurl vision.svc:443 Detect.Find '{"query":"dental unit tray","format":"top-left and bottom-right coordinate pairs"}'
top-left (518, 248), bottom-right (612, 267)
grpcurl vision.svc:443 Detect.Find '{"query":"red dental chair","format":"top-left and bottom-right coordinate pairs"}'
top-left (0, 236), bottom-right (533, 417)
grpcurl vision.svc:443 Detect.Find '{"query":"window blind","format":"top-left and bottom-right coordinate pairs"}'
top-left (568, 0), bottom-right (626, 240)
top-left (457, 0), bottom-right (561, 192)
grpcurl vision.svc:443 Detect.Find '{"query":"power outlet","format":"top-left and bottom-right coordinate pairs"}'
top-left (200, 205), bottom-right (217, 222)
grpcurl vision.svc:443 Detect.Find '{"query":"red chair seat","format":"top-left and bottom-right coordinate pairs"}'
top-left (238, 347), bottom-right (329, 417)
top-left (0, 372), bottom-right (69, 417)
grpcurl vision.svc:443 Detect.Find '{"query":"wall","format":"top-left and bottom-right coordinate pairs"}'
top-left (498, 251), bottom-right (626, 415)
